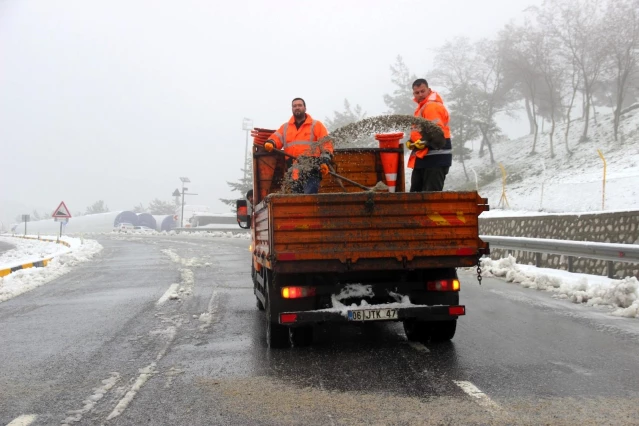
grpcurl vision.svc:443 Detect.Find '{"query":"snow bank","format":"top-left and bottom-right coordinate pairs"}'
top-left (0, 235), bottom-right (103, 303)
top-left (83, 230), bottom-right (251, 240)
top-left (480, 255), bottom-right (639, 318)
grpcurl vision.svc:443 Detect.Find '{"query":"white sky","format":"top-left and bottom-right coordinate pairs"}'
top-left (0, 0), bottom-right (540, 224)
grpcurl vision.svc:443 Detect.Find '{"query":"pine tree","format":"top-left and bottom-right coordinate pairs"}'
top-left (219, 157), bottom-right (253, 210)
top-left (383, 55), bottom-right (417, 115)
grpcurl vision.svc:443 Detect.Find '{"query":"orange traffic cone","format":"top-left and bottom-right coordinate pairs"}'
top-left (375, 132), bottom-right (404, 193)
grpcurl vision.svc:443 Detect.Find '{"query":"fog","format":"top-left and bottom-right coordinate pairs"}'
top-left (0, 0), bottom-right (540, 225)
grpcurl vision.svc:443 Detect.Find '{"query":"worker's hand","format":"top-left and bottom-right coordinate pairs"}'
top-left (413, 140), bottom-right (426, 150)
top-left (406, 140), bottom-right (415, 150)
top-left (319, 163), bottom-right (329, 177)
top-left (264, 141), bottom-right (274, 152)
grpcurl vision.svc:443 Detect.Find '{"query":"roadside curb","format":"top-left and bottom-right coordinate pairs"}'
top-left (0, 235), bottom-right (72, 278)
top-left (0, 258), bottom-right (53, 278)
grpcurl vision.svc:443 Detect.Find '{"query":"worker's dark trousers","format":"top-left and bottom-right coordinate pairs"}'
top-left (410, 167), bottom-right (449, 192)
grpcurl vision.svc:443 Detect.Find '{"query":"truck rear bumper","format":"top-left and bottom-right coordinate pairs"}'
top-left (279, 305), bottom-right (465, 325)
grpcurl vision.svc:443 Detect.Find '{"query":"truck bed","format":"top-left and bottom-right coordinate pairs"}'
top-left (253, 191), bottom-right (489, 273)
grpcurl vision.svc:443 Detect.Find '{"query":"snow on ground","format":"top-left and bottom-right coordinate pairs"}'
top-left (84, 230), bottom-right (251, 240)
top-left (0, 236), bottom-right (71, 268)
top-left (0, 235), bottom-right (102, 303)
top-left (446, 106), bottom-right (639, 213)
top-left (479, 255), bottom-right (638, 319)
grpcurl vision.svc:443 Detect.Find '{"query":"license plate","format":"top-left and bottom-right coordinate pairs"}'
top-left (348, 308), bottom-right (398, 321)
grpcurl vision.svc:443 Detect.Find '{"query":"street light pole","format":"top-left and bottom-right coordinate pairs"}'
top-left (242, 118), bottom-right (253, 182)
top-left (179, 177), bottom-right (191, 228)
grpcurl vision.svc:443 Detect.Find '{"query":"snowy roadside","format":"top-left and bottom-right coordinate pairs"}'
top-left (84, 230), bottom-right (251, 240)
top-left (0, 235), bottom-right (103, 303)
top-left (479, 255), bottom-right (638, 319)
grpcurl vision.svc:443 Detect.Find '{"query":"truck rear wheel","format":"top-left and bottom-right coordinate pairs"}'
top-left (403, 320), bottom-right (457, 343)
top-left (253, 264), bottom-right (265, 310)
top-left (430, 320), bottom-right (456, 342)
top-left (265, 273), bottom-right (289, 349)
top-left (403, 320), bottom-right (429, 343)
top-left (289, 326), bottom-right (313, 347)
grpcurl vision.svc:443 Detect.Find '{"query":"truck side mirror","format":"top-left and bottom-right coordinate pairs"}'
top-left (236, 199), bottom-right (251, 229)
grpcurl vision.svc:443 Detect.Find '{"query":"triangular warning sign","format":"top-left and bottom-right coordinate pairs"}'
top-left (52, 201), bottom-right (72, 218)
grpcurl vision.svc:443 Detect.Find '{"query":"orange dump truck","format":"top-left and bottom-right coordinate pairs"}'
top-left (236, 133), bottom-right (489, 348)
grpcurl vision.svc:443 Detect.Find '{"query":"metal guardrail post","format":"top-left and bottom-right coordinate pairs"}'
top-left (535, 252), bottom-right (541, 267)
top-left (607, 261), bottom-right (614, 279)
top-left (567, 256), bottom-right (574, 273)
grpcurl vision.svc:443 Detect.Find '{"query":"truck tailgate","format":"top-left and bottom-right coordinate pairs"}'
top-left (254, 191), bottom-right (488, 273)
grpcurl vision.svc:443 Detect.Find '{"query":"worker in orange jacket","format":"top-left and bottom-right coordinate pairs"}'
top-left (407, 78), bottom-right (452, 192)
top-left (265, 98), bottom-right (333, 194)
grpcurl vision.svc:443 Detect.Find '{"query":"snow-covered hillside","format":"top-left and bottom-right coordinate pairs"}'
top-left (446, 106), bottom-right (639, 213)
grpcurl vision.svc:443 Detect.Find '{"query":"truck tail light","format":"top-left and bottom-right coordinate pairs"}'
top-left (449, 306), bottom-right (465, 316)
top-left (281, 286), bottom-right (316, 299)
top-left (427, 279), bottom-right (460, 292)
top-left (280, 313), bottom-right (298, 324)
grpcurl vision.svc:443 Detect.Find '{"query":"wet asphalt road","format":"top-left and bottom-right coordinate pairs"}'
top-left (0, 240), bottom-right (15, 255)
top-left (1, 234), bottom-right (639, 425)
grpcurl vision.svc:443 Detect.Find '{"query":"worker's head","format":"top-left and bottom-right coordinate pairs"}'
top-left (412, 78), bottom-right (431, 103)
top-left (246, 189), bottom-right (253, 204)
top-left (292, 98), bottom-right (306, 119)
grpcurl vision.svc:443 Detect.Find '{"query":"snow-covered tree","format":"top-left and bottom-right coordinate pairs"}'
top-left (147, 199), bottom-right (176, 215)
top-left (85, 200), bottom-right (109, 214)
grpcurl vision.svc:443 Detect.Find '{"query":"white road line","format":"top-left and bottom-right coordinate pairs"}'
top-left (6, 415), bottom-right (37, 426)
top-left (156, 284), bottom-right (179, 305)
top-left (199, 290), bottom-right (219, 331)
top-left (106, 364), bottom-right (157, 420)
top-left (61, 372), bottom-right (121, 425)
top-left (106, 326), bottom-right (176, 420)
top-left (407, 341), bottom-right (430, 352)
top-left (453, 380), bottom-right (503, 413)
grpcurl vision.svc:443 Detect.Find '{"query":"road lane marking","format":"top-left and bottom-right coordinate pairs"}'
top-left (156, 284), bottom-right (180, 305)
top-left (106, 364), bottom-right (157, 420)
top-left (407, 341), bottom-right (430, 352)
top-left (453, 380), bottom-right (503, 413)
top-left (61, 372), bottom-right (120, 425)
top-left (199, 290), bottom-right (219, 331)
top-left (106, 326), bottom-right (176, 420)
top-left (6, 415), bottom-right (37, 426)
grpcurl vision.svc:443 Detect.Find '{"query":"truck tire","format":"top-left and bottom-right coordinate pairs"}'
top-left (403, 320), bottom-right (457, 343)
top-left (253, 264), bottom-right (265, 311)
top-left (403, 320), bottom-right (429, 343)
top-left (429, 320), bottom-right (457, 342)
top-left (289, 326), bottom-right (313, 347)
top-left (265, 274), bottom-right (289, 349)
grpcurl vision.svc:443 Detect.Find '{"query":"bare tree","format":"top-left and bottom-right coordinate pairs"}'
top-left (603, 0), bottom-right (639, 142)
top-left (539, 0), bottom-right (608, 142)
top-left (430, 37), bottom-right (483, 174)
top-left (500, 22), bottom-right (544, 154)
top-left (473, 37), bottom-right (515, 162)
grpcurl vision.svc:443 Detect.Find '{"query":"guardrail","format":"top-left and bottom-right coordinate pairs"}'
top-left (174, 227), bottom-right (249, 234)
top-left (480, 235), bottom-right (639, 278)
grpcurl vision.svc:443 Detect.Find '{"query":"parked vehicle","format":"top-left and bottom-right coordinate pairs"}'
top-left (114, 222), bottom-right (134, 232)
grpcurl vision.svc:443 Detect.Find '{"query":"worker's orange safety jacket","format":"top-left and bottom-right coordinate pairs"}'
top-left (408, 91), bottom-right (451, 169)
top-left (269, 114), bottom-right (333, 158)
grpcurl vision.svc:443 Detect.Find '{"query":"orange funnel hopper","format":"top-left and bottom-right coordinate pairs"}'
top-left (375, 133), bottom-right (403, 193)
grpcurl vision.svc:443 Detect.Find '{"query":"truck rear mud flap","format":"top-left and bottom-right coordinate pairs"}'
top-left (279, 305), bottom-right (465, 325)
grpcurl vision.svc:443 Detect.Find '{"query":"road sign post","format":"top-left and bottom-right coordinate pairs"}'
top-left (22, 214), bottom-right (30, 236)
